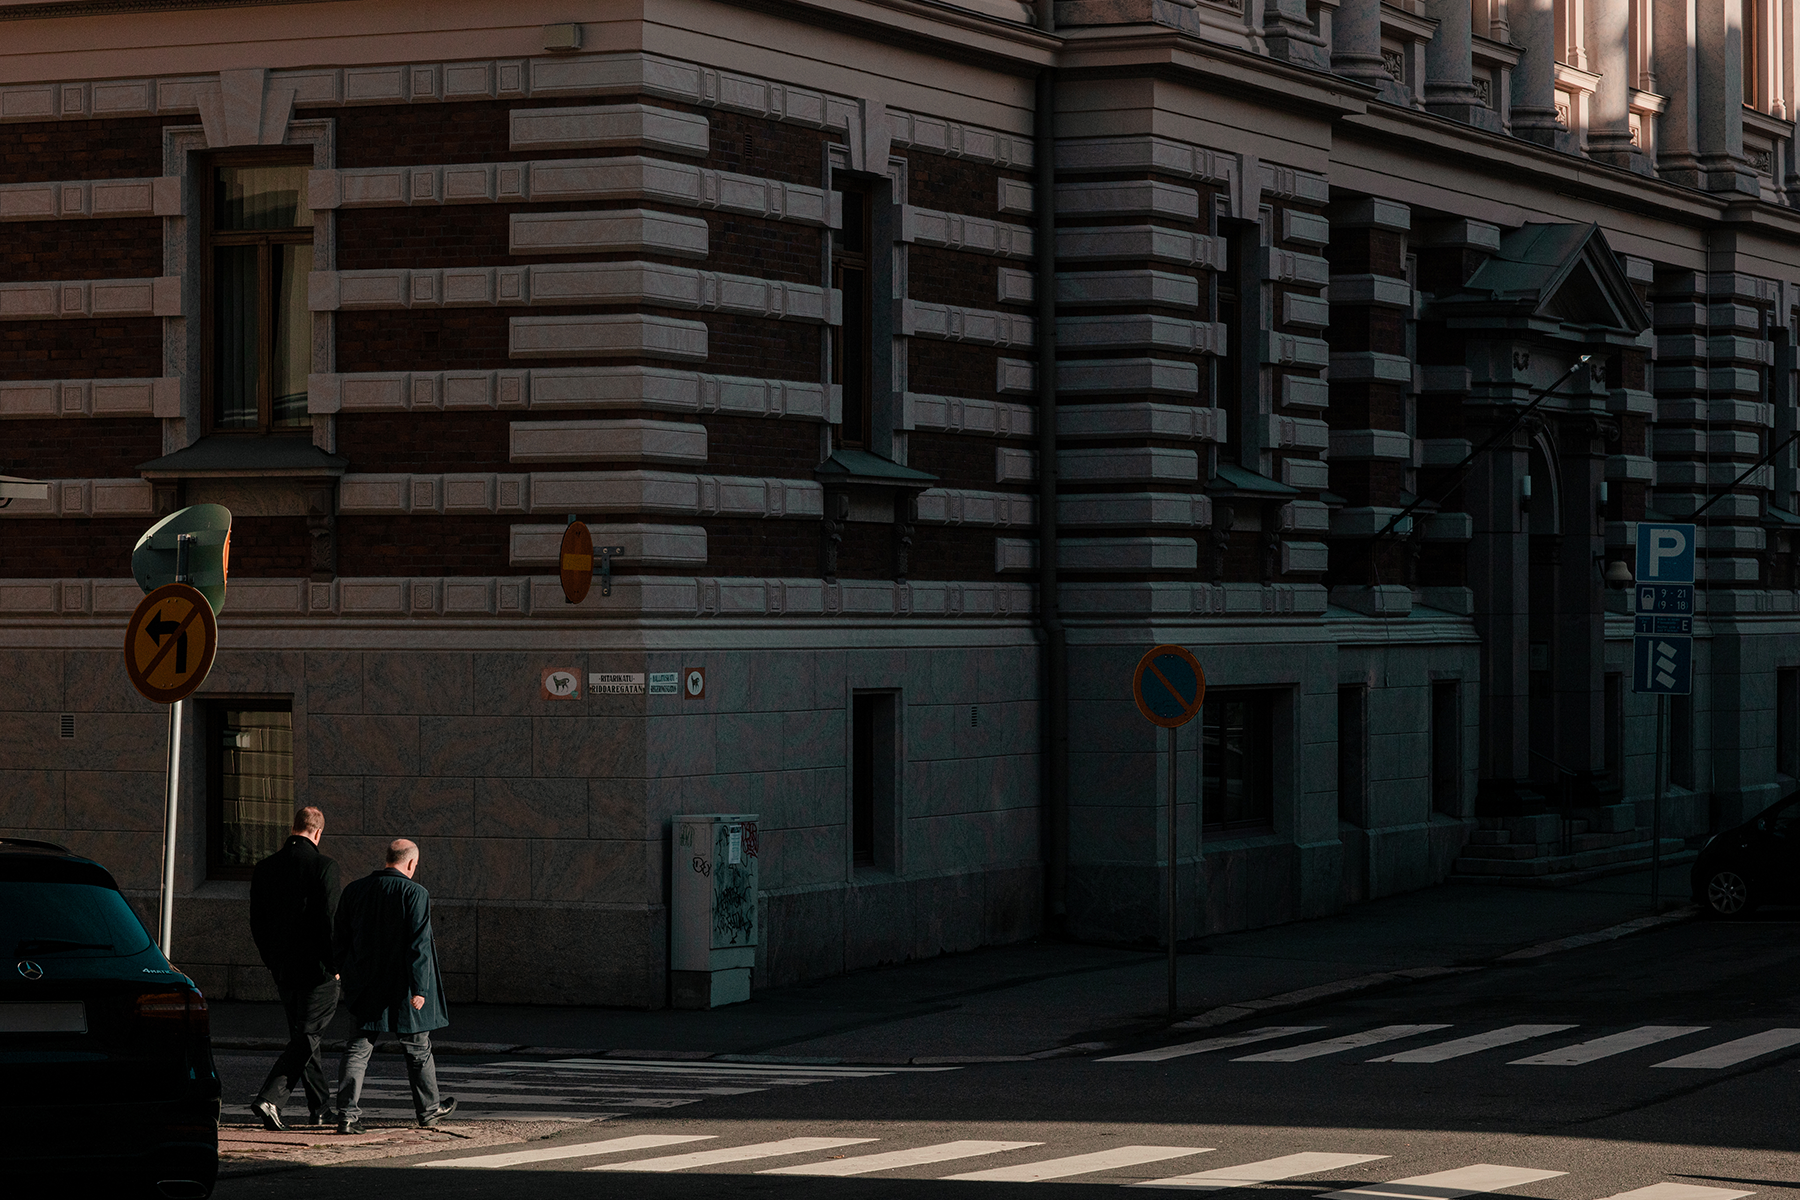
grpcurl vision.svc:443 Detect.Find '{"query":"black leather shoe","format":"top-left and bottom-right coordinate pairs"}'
top-left (251, 1100), bottom-right (286, 1132)
top-left (418, 1097), bottom-right (457, 1128)
top-left (337, 1116), bottom-right (366, 1135)
top-left (310, 1108), bottom-right (340, 1126)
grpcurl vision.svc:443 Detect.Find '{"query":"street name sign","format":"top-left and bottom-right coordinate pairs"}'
top-left (1132, 644), bottom-right (1206, 728)
top-left (1632, 522), bottom-right (1695, 695)
top-left (123, 583), bottom-right (218, 704)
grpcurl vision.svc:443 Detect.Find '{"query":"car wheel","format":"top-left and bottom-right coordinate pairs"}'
top-left (1703, 869), bottom-right (1753, 918)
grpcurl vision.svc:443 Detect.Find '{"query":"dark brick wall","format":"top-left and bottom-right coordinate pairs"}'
top-left (0, 116), bottom-right (175, 184)
top-left (699, 516), bottom-right (820, 578)
top-left (0, 518), bottom-right (141, 578)
top-left (0, 418), bottom-right (161, 479)
top-left (337, 514), bottom-right (514, 575)
top-left (336, 411), bottom-right (515, 474)
top-left (703, 415), bottom-right (818, 477)
top-left (1325, 229), bottom-right (1405, 277)
top-left (0, 317), bottom-right (163, 380)
top-left (2, 218), bottom-right (161, 282)
top-left (226, 516), bottom-right (313, 576)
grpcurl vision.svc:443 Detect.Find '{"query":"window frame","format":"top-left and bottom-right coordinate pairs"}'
top-left (1202, 689), bottom-right (1277, 834)
top-left (203, 696), bottom-right (297, 881)
top-left (849, 690), bottom-right (900, 872)
top-left (202, 150), bottom-right (317, 437)
top-left (831, 181), bottom-right (875, 449)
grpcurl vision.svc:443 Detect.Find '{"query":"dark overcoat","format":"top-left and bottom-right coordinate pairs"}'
top-left (333, 867), bottom-right (448, 1034)
top-left (249, 835), bottom-right (340, 988)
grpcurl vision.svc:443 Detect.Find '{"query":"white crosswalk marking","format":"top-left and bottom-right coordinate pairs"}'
top-left (420, 1134), bottom-right (715, 1169)
top-left (1651, 1028), bottom-right (1800, 1069)
top-left (1589, 1185), bottom-right (1754, 1200)
top-left (1102, 1027), bottom-right (1328, 1063)
top-left (1369, 1026), bottom-right (1577, 1063)
top-left (1319, 1163), bottom-right (1566, 1200)
top-left (944, 1145), bottom-right (1213, 1182)
top-left (1131, 1152), bottom-right (1391, 1191)
top-left (762, 1140), bottom-right (1042, 1176)
top-left (1510, 1027), bottom-right (1708, 1066)
top-left (1235, 1026), bottom-right (1452, 1062)
top-left (297, 1055), bottom-right (952, 1122)
top-left (584, 1136), bottom-right (876, 1172)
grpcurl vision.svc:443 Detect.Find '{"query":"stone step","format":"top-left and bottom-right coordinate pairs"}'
top-left (1450, 836), bottom-right (1690, 882)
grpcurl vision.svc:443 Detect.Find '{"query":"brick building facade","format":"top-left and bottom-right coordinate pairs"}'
top-left (1, 0), bottom-right (1796, 1005)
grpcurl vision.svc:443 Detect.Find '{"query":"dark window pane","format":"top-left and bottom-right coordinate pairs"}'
top-left (213, 245), bottom-right (260, 429)
top-left (852, 695), bottom-right (875, 865)
top-left (1204, 692), bottom-right (1273, 831)
top-left (1338, 686), bottom-right (1366, 826)
top-left (216, 708), bottom-right (294, 871)
top-left (836, 264), bottom-right (867, 445)
top-left (271, 243), bottom-right (313, 426)
top-left (1431, 681), bottom-right (1460, 816)
top-left (838, 190), bottom-right (865, 254)
top-left (0, 882), bottom-right (151, 959)
top-left (215, 164), bottom-right (313, 231)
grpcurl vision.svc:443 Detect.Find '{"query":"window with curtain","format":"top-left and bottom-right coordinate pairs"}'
top-left (209, 161), bottom-right (315, 434)
top-left (206, 701), bottom-right (295, 879)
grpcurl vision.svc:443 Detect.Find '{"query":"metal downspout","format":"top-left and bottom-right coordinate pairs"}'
top-left (1033, 50), bottom-right (1067, 931)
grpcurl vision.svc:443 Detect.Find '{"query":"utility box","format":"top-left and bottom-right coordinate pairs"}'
top-left (670, 813), bottom-right (759, 1009)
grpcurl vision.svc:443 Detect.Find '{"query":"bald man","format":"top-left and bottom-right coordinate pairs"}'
top-left (331, 839), bottom-right (455, 1133)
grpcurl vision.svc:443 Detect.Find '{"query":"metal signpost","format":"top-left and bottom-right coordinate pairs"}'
top-left (127, 506), bottom-right (231, 958)
top-left (1631, 522), bottom-right (1695, 914)
top-left (1131, 644), bottom-right (1206, 1017)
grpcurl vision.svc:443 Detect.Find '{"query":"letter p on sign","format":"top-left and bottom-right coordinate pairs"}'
top-left (1636, 522), bottom-right (1696, 584)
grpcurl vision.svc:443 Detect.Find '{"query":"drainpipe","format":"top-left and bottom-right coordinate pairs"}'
top-left (1033, 42), bottom-right (1067, 932)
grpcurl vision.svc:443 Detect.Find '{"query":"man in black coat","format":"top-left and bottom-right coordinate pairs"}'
top-left (248, 805), bottom-right (341, 1131)
top-left (332, 838), bottom-right (456, 1133)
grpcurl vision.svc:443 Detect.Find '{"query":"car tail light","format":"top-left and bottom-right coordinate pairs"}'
top-left (135, 989), bottom-right (209, 1038)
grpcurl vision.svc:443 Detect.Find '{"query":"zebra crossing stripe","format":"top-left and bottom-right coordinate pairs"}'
top-left (1369, 1025), bottom-right (1577, 1064)
top-left (761, 1140), bottom-right (1042, 1176)
top-left (1131, 1151), bottom-right (1391, 1191)
top-left (1234, 1026), bottom-right (1452, 1063)
top-left (1319, 1163), bottom-right (1566, 1200)
top-left (1510, 1027), bottom-right (1708, 1066)
top-left (943, 1145), bottom-right (1214, 1182)
top-left (1102, 1027), bottom-right (1327, 1063)
top-left (584, 1136), bottom-right (877, 1172)
top-left (1589, 1185), bottom-right (1754, 1200)
top-left (420, 1134), bottom-right (714, 1169)
top-left (1651, 1028), bottom-right (1800, 1069)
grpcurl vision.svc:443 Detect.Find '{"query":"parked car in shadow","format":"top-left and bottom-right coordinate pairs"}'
top-left (0, 838), bottom-right (219, 1198)
top-left (1692, 793), bottom-right (1800, 918)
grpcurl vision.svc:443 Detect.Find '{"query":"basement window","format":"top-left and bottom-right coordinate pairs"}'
top-left (206, 701), bottom-right (295, 879)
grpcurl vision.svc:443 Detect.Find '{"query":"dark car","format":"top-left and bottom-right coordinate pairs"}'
top-left (0, 839), bottom-right (220, 1198)
top-left (1691, 793), bottom-right (1800, 918)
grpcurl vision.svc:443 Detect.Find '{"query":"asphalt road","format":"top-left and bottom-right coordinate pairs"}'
top-left (218, 914), bottom-right (1800, 1199)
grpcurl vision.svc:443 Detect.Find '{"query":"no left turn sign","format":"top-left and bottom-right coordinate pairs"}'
top-left (123, 582), bottom-right (218, 704)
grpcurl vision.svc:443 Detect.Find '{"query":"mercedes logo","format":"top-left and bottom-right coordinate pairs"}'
top-left (16, 961), bottom-right (43, 981)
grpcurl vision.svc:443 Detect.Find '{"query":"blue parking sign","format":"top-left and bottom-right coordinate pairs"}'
top-left (1636, 523), bottom-right (1696, 584)
top-left (1632, 634), bottom-right (1692, 695)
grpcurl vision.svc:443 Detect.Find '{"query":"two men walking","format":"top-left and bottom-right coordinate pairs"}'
top-left (250, 813), bottom-right (454, 1132)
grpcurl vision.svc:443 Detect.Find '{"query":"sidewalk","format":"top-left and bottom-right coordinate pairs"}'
top-left (209, 861), bottom-right (1696, 1065)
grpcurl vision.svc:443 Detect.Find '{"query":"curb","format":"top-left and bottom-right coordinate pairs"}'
top-left (212, 905), bottom-right (1701, 1067)
top-left (1151, 904), bottom-right (1699, 1039)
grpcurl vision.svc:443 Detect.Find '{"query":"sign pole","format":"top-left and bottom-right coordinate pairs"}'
top-left (1167, 723), bottom-right (1178, 1017)
top-left (1130, 644), bottom-right (1206, 1022)
top-left (1652, 693), bottom-right (1665, 914)
top-left (156, 533), bottom-right (194, 958)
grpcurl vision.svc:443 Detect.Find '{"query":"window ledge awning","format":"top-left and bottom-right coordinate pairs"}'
top-left (1766, 505), bottom-right (1800, 527)
top-left (1209, 463), bottom-right (1299, 498)
top-left (815, 448), bottom-right (938, 489)
top-left (138, 437), bottom-right (348, 480)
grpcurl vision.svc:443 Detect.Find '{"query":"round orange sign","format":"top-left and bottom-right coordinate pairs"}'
top-left (560, 521), bottom-right (594, 604)
top-left (123, 582), bottom-right (218, 704)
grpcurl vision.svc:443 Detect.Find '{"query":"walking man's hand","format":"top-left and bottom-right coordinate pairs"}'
top-left (412, 995), bottom-right (425, 1010)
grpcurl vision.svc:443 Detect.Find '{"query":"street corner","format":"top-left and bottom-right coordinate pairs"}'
top-left (218, 1116), bottom-right (610, 1175)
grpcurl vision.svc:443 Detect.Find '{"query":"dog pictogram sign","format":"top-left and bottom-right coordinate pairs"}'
top-left (123, 582), bottom-right (218, 704)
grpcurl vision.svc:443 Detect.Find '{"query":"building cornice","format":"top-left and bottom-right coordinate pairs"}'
top-left (718, 0), bottom-right (1059, 72)
top-left (1056, 27), bottom-right (1372, 118)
